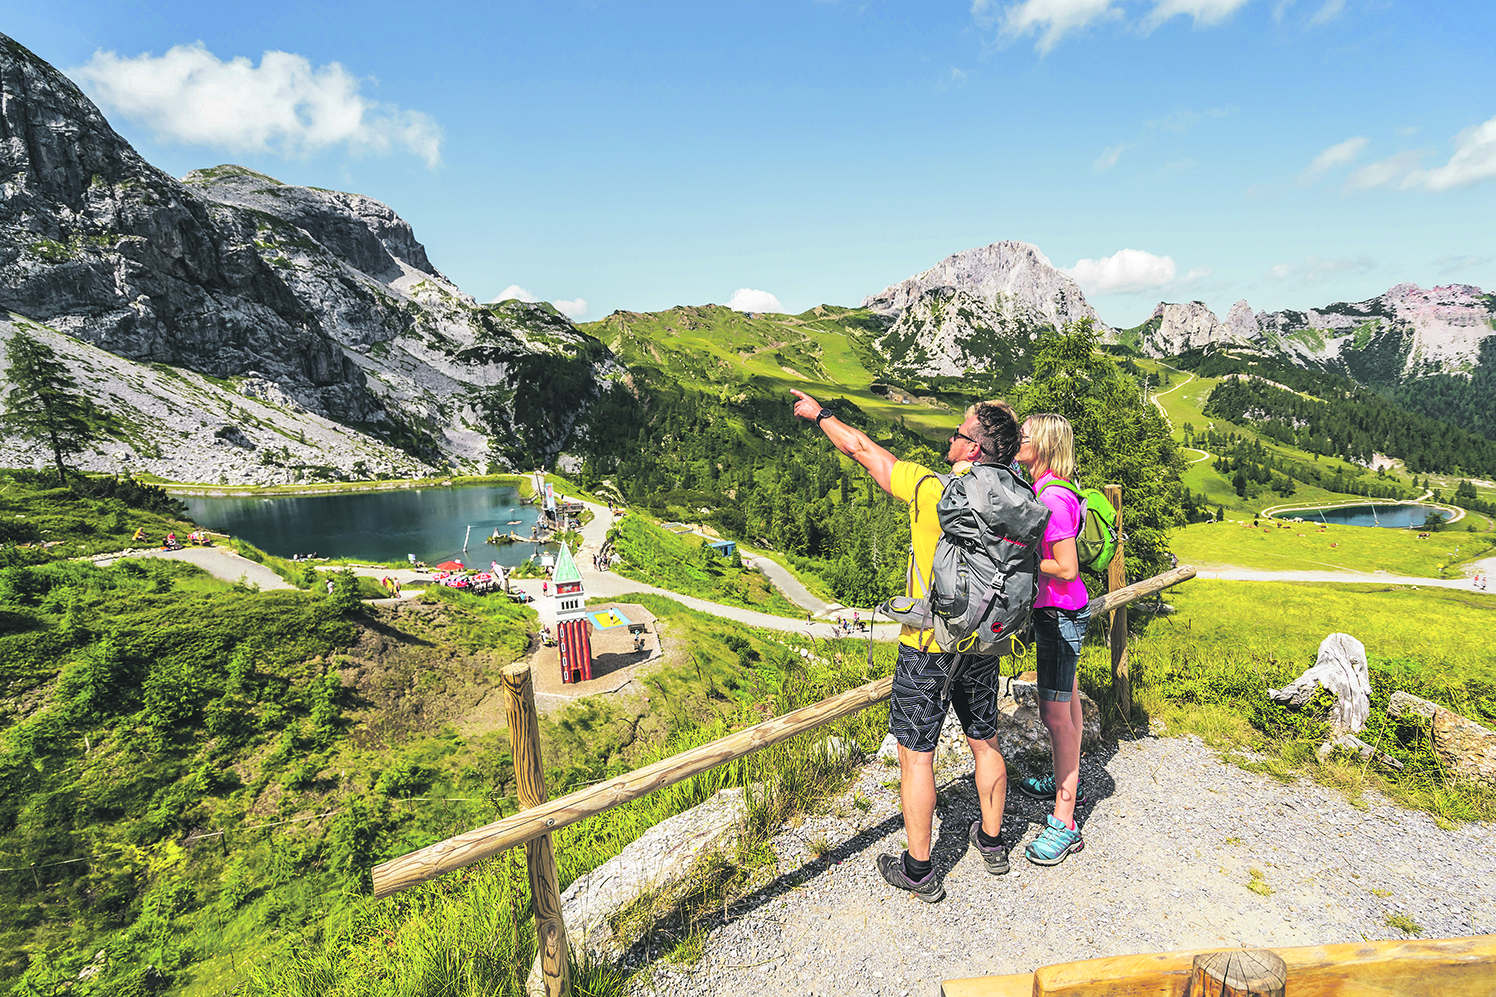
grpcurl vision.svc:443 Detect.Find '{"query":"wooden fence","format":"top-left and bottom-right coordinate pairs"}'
top-left (371, 488), bottom-right (1197, 996)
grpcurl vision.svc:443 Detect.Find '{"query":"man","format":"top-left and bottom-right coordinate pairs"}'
top-left (790, 388), bottom-right (1022, 902)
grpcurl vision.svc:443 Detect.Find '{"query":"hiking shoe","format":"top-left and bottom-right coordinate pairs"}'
top-left (968, 820), bottom-right (1010, 876)
top-left (1017, 773), bottom-right (1086, 805)
top-left (876, 851), bottom-right (945, 903)
top-left (1025, 815), bottom-right (1085, 866)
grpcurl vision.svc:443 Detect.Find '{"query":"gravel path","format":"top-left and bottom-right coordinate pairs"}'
top-left (92, 545), bottom-right (293, 590)
top-left (639, 734), bottom-right (1495, 995)
top-left (1196, 567), bottom-right (1496, 591)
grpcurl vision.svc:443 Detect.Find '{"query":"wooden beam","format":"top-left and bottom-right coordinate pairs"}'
top-left (371, 674), bottom-right (896, 898)
top-left (942, 934), bottom-right (1496, 997)
top-left (503, 664), bottom-right (570, 997)
top-left (940, 972), bottom-right (1033, 997)
top-left (1086, 564), bottom-right (1196, 617)
top-left (1104, 484), bottom-right (1129, 724)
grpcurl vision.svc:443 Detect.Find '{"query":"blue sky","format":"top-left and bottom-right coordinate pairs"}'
top-left (9, 1), bottom-right (1496, 326)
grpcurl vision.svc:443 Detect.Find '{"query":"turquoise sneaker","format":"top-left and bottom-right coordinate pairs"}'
top-left (1017, 773), bottom-right (1087, 805)
top-left (1025, 814), bottom-right (1084, 866)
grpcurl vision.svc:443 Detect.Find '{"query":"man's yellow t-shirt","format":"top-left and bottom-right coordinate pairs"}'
top-left (889, 460), bottom-right (946, 651)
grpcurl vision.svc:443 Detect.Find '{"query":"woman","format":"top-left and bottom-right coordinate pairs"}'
top-left (1015, 413), bottom-right (1090, 866)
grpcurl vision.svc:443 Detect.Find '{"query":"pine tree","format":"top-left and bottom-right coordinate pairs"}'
top-left (1, 330), bottom-right (98, 484)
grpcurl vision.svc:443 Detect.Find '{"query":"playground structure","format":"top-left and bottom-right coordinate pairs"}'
top-left (551, 544), bottom-right (592, 684)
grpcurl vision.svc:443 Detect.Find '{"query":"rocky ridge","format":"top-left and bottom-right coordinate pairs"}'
top-left (863, 241), bottom-right (1108, 378)
top-left (0, 34), bottom-right (619, 483)
top-left (1131, 284), bottom-right (1496, 386)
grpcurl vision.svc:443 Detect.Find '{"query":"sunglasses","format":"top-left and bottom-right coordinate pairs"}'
top-left (950, 430), bottom-right (977, 446)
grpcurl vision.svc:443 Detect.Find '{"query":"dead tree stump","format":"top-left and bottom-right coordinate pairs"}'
top-left (1187, 949), bottom-right (1287, 997)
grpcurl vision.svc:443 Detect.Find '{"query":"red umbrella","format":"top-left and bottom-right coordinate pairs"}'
top-left (435, 560), bottom-right (465, 571)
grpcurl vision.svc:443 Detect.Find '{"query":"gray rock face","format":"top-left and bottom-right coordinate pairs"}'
top-left (0, 34), bottom-right (373, 423)
top-left (871, 286), bottom-right (1034, 378)
top-left (864, 241), bottom-right (1106, 332)
top-left (862, 241), bottom-right (1108, 377)
top-left (1138, 299), bottom-right (1260, 356)
top-left (1134, 283), bottom-right (1495, 392)
top-left (0, 33), bottom-right (619, 480)
top-left (1254, 282), bottom-right (1495, 386)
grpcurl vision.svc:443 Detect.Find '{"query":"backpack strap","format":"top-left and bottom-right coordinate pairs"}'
top-left (1037, 477), bottom-right (1086, 540)
top-left (910, 473), bottom-right (943, 523)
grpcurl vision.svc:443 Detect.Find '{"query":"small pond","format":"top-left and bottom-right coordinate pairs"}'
top-left (181, 484), bottom-right (557, 568)
top-left (1274, 503), bottom-right (1451, 529)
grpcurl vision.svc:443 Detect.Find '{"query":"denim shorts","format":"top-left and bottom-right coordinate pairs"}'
top-left (1033, 605), bottom-right (1091, 703)
top-left (889, 643), bottom-right (1003, 752)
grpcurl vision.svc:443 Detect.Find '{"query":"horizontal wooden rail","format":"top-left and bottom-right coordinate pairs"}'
top-left (370, 566), bottom-right (1198, 899)
top-left (1085, 564), bottom-right (1196, 617)
top-left (942, 932), bottom-right (1496, 997)
top-left (371, 675), bottom-right (894, 897)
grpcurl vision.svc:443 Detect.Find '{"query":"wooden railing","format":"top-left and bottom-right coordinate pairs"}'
top-left (370, 488), bottom-right (1197, 996)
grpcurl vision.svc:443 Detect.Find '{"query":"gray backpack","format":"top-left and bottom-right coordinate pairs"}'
top-left (880, 463), bottom-right (1050, 679)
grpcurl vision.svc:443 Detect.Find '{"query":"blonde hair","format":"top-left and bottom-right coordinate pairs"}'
top-left (1024, 413), bottom-right (1075, 480)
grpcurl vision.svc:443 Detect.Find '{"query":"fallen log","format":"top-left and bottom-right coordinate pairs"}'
top-left (1388, 690), bottom-right (1496, 789)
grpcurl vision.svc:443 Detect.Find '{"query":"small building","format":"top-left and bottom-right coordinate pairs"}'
top-left (553, 545), bottom-right (593, 684)
top-left (708, 539), bottom-right (737, 558)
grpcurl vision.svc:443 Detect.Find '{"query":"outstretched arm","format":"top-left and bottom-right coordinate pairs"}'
top-left (791, 389), bottom-right (898, 494)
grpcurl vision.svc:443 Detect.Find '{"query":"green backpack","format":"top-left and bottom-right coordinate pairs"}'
top-left (1037, 479), bottom-right (1120, 574)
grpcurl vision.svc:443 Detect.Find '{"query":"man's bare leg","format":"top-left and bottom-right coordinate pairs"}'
top-left (967, 734), bottom-right (1008, 838)
top-left (897, 744), bottom-right (937, 860)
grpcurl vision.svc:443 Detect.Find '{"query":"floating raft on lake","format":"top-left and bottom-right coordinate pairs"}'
top-left (487, 529), bottom-right (553, 545)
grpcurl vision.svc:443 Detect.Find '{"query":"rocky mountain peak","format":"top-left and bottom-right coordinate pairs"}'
top-left (863, 240), bottom-right (1106, 334)
top-left (182, 164), bottom-right (448, 285)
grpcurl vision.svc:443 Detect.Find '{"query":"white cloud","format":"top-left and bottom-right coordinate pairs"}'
top-left (1144, 0), bottom-right (1253, 30)
top-left (1093, 142), bottom-right (1133, 171)
top-left (726, 288), bottom-right (785, 313)
top-left (1145, 105), bottom-right (1235, 132)
top-left (947, 67), bottom-right (969, 89)
top-left (1308, 0), bottom-right (1346, 24)
top-left (491, 285), bottom-right (538, 304)
top-left (552, 298), bottom-right (589, 319)
top-left (1064, 249), bottom-right (1178, 295)
top-left (979, 0), bottom-right (1123, 55)
top-left (1266, 255), bottom-right (1377, 286)
top-left (1404, 114), bottom-right (1496, 192)
top-left (1434, 254), bottom-right (1491, 275)
top-left (1345, 150), bottom-right (1425, 191)
top-left (71, 43), bottom-right (441, 166)
top-left (1298, 136), bottom-right (1367, 185)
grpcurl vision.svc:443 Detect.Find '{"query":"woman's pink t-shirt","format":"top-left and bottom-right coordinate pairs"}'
top-left (1034, 472), bottom-right (1089, 610)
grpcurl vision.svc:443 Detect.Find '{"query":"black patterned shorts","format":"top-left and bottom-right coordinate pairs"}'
top-left (889, 643), bottom-right (1004, 752)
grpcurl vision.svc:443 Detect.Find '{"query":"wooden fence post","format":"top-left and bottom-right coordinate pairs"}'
top-left (1104, 484), bottom-right (1130, 725)
top-left (503, 663), bottom-right (570, 997)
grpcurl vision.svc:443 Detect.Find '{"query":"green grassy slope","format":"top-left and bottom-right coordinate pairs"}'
top-left (579, 304), bottom-right (975, 443)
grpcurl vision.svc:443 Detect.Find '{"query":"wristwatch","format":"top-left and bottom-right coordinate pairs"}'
top-left (815, 408), bottom-right (835, 424)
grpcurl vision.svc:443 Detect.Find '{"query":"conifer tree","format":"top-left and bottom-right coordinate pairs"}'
top-left (1, 329), bottom-right (97, 484)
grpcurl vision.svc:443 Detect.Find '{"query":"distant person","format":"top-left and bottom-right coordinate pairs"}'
top-left (326, 579), bottom-right (336, 595)
top-left (1015, 413), bottom-right (1089, 867)
top-left (132, 527), bottom-right (147, 542)
top-left (792, 387), bottom-right (1021, 902)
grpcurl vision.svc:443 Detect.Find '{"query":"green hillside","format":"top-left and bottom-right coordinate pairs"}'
top-left (579, 304), bottom-right (1017, 442)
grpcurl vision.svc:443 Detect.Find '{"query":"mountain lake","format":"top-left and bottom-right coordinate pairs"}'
top-left (181, 484), bottom-right (557, 568)
top-left (1275, 503), bottom-right (1452, 529)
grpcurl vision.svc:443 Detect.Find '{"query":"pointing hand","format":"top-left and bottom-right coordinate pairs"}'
top-left (790, 388), bottom-right (822, 421)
